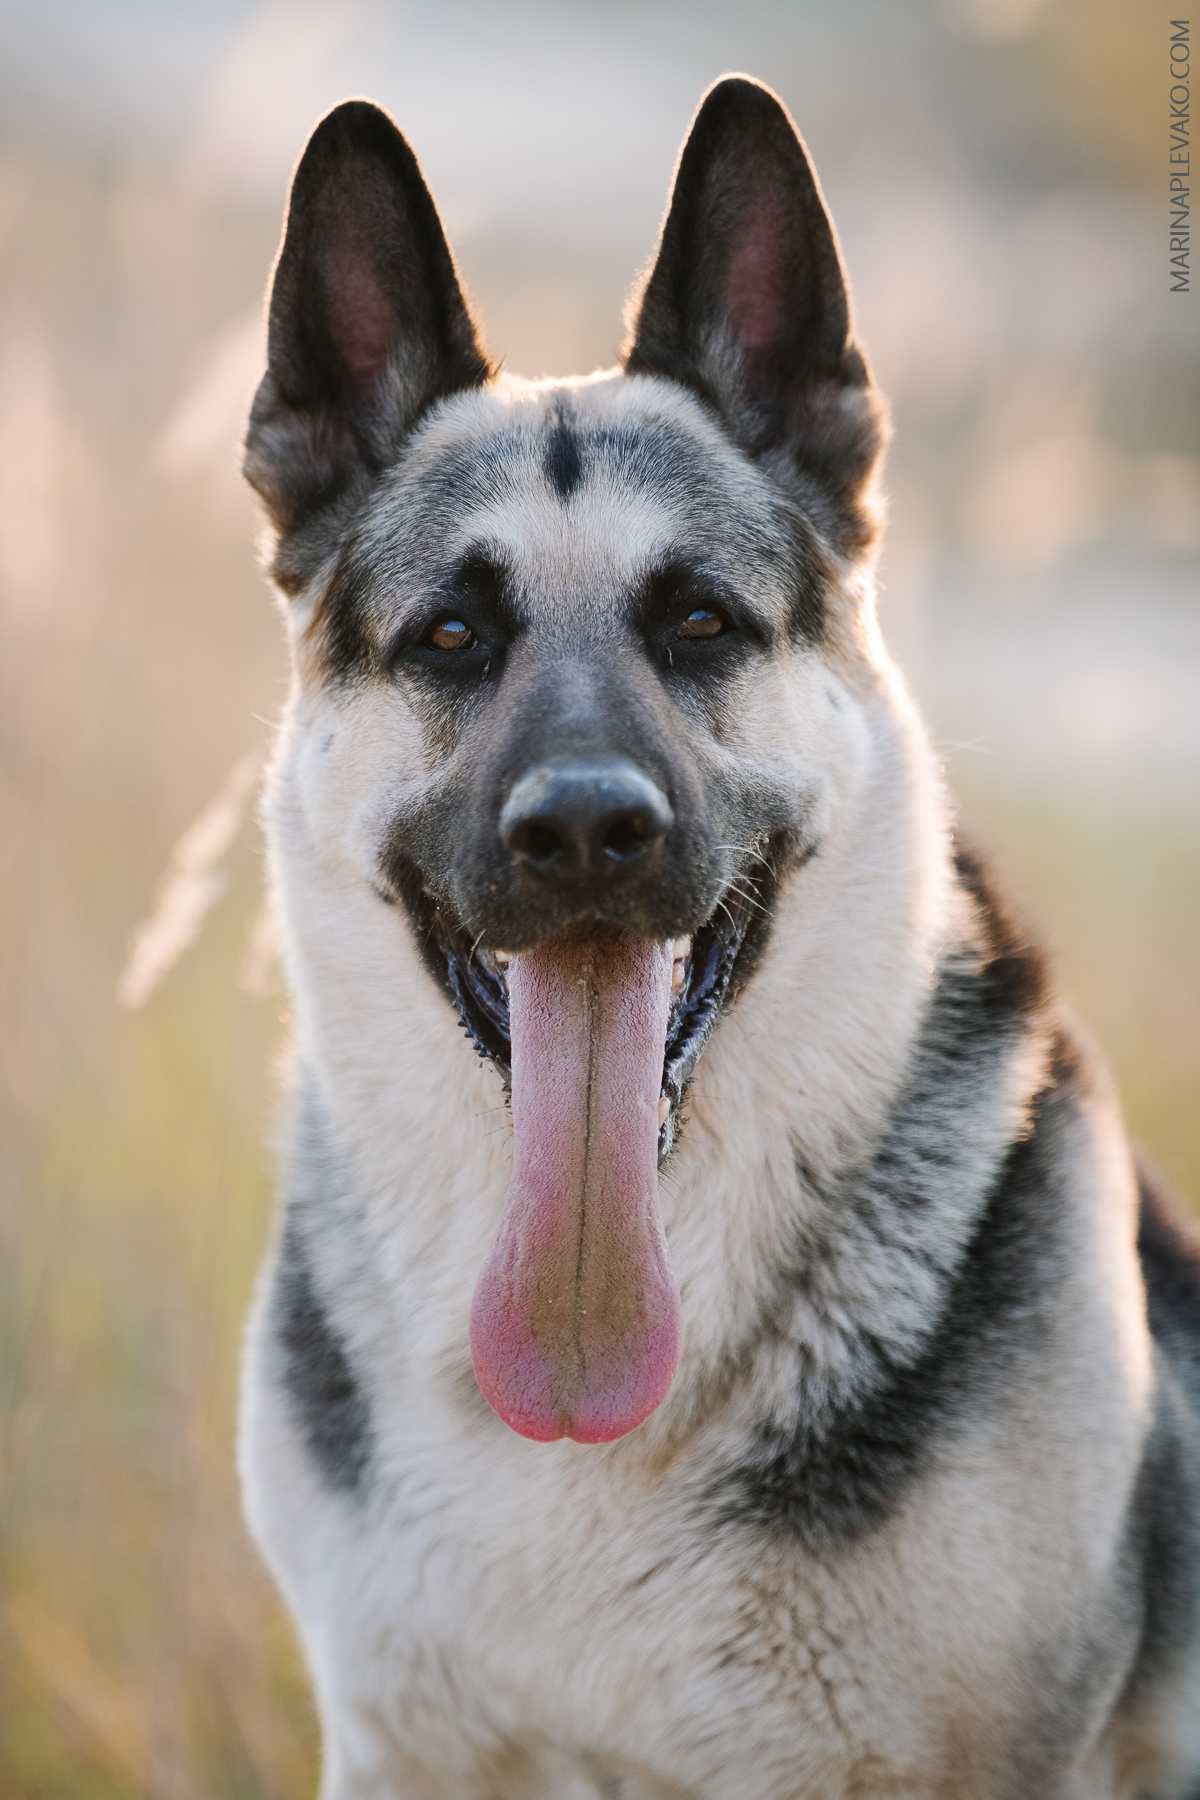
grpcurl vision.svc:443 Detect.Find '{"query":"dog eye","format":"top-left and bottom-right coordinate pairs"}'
top-left (677, 607), bottom-right (727, 641)
top-left (426, 617), bottom-right (476, 653)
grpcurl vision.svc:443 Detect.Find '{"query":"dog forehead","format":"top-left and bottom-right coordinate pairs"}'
top-left (364, 374), bottom-right (792, 609)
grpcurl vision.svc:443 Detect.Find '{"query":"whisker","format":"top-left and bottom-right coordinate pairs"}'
top-left (714, 896), bottom-right (738, 934)
top-left (725, 881), bottom-right (769, 917)
top-left (715, 841), bottom-right (777, 877)
top-left (477, 1119), bottom-right (514, 1142)
top-left (715, 841), bottom-right (773, 867)
top-left (726, 874), bottom-right (765, 899)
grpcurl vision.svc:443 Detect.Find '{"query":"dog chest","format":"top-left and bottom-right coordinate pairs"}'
top-left (255, 1394), bottom-right (1022, 1796)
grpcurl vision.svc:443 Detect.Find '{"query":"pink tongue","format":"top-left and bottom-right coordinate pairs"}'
top-left (469, 936), bottom-right (680, 1443)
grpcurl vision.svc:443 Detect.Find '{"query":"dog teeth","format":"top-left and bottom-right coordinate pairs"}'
top-left (672, 936), bottom-right (692, 960)
top-left (658, 1097), bottom-right (670, 1129)
top-left (671, 959), bottom-right (687, 993)
top-left (495, 949), bottom-right (511, 967)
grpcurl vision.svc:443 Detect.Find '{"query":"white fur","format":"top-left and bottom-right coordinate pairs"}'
top-left (240, 375), bottom-right (1171, 1798)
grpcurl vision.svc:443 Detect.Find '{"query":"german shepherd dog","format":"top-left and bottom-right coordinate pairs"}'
top-left (239, 77), bottom-right (1200, 1798)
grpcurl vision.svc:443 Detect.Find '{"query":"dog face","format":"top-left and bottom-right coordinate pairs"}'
top-left (247, 79), bottom-right (887, 1443)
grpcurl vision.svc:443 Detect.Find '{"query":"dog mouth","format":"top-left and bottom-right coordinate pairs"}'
top-left (394, 855), bottom-right (781, 1447)
top-left (440, 886), bottom-right (766, 1158)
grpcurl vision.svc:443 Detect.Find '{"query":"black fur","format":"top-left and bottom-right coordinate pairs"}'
top-left (1119, 1366), bottom-right (1200, 1708)
top-left (544, 411), bottom-right (583, 501)
top-left (1117, 1170), bottom-right (1200, 1712)
top-left (272, 1206), bottom-right (373, 1495)
top-left (709, 848), bottom-right (1059, 1547)
top-left (953, 838), bottom-right (1050, 1023)
top-left (1139, 1165), bottom-right (1200, 1405)
top-left (713, 1092), bottom-right (1065, 1556)
top-left (244, 99), bottom-right (491, 570)
top-left (624, 76), bottom-right (885, 555)
top-left (310, 539), bottom-right (383, 684)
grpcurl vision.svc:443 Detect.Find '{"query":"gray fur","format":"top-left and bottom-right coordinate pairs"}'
top-left (238, 79), bottom-right (1200, 1799)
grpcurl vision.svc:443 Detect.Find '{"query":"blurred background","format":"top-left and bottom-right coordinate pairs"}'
top-left (1, 0), bottom-right (1196, 1793)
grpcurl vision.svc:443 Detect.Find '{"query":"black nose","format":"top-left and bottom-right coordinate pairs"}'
top-left (500, 759), bottom-right (673, 877)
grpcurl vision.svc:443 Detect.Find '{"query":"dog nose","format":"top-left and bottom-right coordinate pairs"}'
top-left (500, 759), bottom-right (673, 877)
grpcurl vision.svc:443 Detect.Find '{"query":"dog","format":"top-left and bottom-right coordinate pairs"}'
top-left (238, 75), bottom-right (1200, 1798)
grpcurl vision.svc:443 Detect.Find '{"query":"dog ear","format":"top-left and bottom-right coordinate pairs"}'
top-left (245, 100), bottom-right (492, 552)
top-left (624, 76), bottom-right (884, 552)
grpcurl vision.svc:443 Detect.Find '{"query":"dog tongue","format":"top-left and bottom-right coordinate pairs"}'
top-left (470, 936), bottom-right (680, 1443)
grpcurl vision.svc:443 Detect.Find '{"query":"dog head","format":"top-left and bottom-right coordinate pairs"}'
top-left (247, 78), bottom-right (887, 1445)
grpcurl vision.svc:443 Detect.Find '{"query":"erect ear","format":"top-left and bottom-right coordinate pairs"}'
top-left (244, 99), bottom-right (492, 562)
top-left (624, 76), bottom-right (885, 553)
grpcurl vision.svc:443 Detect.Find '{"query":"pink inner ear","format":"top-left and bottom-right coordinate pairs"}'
top-left (723, 188), bottom-right (785, 355)
top-left (323, 217), bottom-right (398, 384)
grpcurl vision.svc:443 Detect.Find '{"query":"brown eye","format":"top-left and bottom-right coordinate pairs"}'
top-left (427, 617), bottom-right (475, 653)
top-left (677, 606), bottom-right (727, 640)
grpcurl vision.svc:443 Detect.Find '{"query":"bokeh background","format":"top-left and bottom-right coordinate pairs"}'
top-left (1, 0), bottom-right (1196, 1793)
